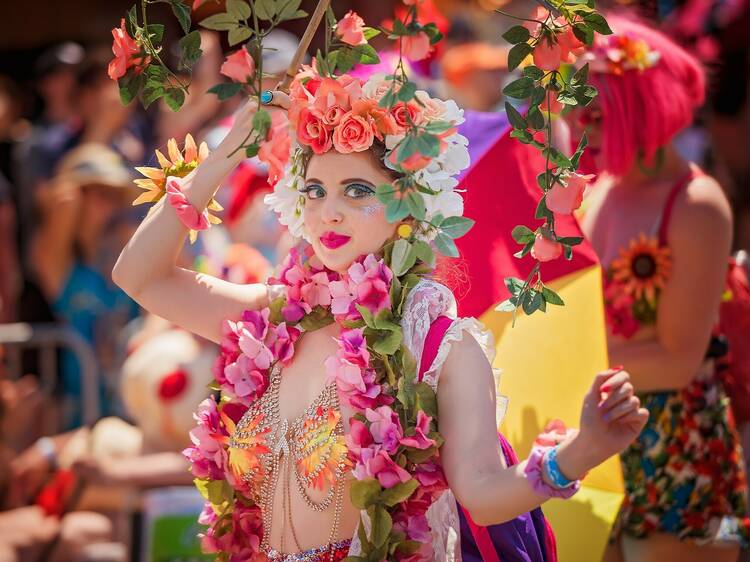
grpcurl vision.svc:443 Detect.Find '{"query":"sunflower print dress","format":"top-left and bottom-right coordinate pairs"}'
top-left (603, 171), bottom-right (750, 545)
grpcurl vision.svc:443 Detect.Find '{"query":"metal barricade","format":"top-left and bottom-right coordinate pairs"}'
top-left (0, 322), bottom-right (100, 426)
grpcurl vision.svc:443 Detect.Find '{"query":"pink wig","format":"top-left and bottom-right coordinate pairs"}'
top-left (589, 14), bottom-right (706, 176)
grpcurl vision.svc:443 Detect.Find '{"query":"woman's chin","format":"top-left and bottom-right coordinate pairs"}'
top-left (312, 244), bottom-right (356, 274)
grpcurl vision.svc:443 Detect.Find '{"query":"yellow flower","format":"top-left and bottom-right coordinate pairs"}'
top-left (610, 233), bottom-right (672, 305)
top-left (397, 223), bottom-right (413, 238)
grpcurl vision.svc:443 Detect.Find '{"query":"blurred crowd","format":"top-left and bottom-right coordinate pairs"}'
top-left (0, 0), bottom-right (748, 560)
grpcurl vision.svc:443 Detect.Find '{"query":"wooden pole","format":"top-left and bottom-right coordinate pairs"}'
top-left (277, 0), bottom-right (332, 93)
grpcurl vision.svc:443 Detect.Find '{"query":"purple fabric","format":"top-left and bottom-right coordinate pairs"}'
top-left (457, 110), bottom-right (510, 182)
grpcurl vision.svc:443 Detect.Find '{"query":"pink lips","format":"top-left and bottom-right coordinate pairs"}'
top-left (320, 231), bottom-right (351, 249)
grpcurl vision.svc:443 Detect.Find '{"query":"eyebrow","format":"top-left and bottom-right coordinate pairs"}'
top-left (304, 177), bottom-right (376, 187)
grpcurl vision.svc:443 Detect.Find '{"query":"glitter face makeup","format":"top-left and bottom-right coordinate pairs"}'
top-left (361, 204), bottom-right (382, 217)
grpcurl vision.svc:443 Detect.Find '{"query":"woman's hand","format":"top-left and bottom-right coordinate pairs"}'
top-left (556, 368), bottom-right (649, 480)
top-left (217, 90), bottom-right (291, 156)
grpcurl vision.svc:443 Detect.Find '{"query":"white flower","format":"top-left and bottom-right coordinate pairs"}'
top-left (264, 165), bottom-right (305, 238)
top-left (441, 99), bottom-right (464, 126)
top-left (424, 190), bottom-right (464, 220)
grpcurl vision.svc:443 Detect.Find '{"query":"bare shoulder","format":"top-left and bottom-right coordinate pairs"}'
top-left (670, 173), bottom-right (732, 244)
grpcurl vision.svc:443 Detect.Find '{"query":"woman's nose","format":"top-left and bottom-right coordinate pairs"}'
top-left (320, 197), bottom-right (344, 224)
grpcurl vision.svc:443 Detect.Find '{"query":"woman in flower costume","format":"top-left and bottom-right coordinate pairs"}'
top-left (113, 59), bottom-right (648, 560)
top-left (573, 14), bottom-right (748, 562)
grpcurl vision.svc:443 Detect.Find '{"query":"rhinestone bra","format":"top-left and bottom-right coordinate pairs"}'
top-left (227, 363), bottom-right (351, 556)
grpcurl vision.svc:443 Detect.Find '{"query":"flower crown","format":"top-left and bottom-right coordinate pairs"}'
top-left (583, 34), bottom-right (661, 75)
top-left (264, 66), bottom-right (470, 243)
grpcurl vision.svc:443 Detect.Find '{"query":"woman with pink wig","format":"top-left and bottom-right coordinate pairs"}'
top-left (574, 13), bottom-right (747, 562)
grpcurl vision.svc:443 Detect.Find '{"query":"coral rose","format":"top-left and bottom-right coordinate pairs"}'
top-left (220, 48), bottom-right (255, 83)
top-left (108, 19), bottom-right (145, 80)
top-left (336, 11), bottom-right (367, 46)
top-left (332, 112), bottom-right (375, 153)
top-left (399, 32), bottom-right (432, 62)
top-left (296, 107), bottom-right (333, 154)
top-left (531, 233), bottom-right (563, 262)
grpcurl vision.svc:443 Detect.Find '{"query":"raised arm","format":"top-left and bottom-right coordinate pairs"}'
top-left (112, 95), bottom-right (288, 343)
top-left (437, 333), bottom-right (648, 526)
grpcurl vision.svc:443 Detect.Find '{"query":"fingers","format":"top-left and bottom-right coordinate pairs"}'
top-left (267, 90), bottom-right (291, 110)
top-left (589, 365), bottom-right (625, 395)
top-left (598, 378), bottom-right (634, 411)
top-left (602, 396), bottom-right (641, 423)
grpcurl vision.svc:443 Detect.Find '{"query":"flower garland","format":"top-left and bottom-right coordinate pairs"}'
top-left (185, 246), bottom-right (446, 561)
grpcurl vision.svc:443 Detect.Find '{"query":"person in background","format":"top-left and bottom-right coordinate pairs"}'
top-left (29, 144), bottom-right (140, 428)
top-left (573, 14), bottom-right (746, 562)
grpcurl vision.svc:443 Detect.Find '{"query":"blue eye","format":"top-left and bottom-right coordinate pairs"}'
top-left (300, 184), bottom-right (326, 200)
top-left (345, 183), bottom-right (375, 199)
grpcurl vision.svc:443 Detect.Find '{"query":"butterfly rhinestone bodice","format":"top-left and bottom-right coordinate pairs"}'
top-left (227, 363), bottom-right (351, 553)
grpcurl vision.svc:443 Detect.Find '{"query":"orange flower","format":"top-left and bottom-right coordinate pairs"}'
top-left (296, 409), bottom-right (352, 491)
top-left (226, 412), bottom-right (271, 488)
top-left (336, 10), bottom-right (367, 46)
top-left (134, 134), bottom-right (221, 242)
top-left (610, 233), bottom-right (672, 304)
top-left (108, 19), bottom-right (147, 81)
top-left (399, 31), bottom-right (432, 62)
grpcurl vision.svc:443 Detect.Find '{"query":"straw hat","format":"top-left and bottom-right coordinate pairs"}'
top-left (55, 143), bottom-right (134, 193)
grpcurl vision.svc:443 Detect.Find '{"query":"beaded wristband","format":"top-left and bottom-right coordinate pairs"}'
top-left (166, 177), bottom-right (210, 232)
top-left (525, 446), bottom-right (581, 499)
top-left (543, 446), bottom-right (576, 489)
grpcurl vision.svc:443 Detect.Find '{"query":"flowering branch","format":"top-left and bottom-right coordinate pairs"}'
top-left (497, 0), bottom-right (611, 317)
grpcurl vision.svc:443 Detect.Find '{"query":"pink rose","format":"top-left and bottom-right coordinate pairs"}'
top-left (353, 446), bottom-right (412, 488)
top-left (220, 48), bottom-right (256, 83)
top-left (333, 112), bottom-right (375, 153)
top-left (108, 19), bottom-right (146, 80)
top-left (366, 406), bottom-right (404, 453)
top-left (533, 36), bottom-right (562, 71)
top-left (258, 110), bottom-right (291, 186)
top-left (317, 104), bottom-right (347, 127)
top-left (296, 107), bottom-right (332, 154)
top-left (399, 32), bottom-right (432, 61)
top-left (399, 411), bottom-right (436, 449)
top-left (531, 233), bottom-right (563, 262)
top-left (546, 172), bottom-right (594, 215)
top-left (336, 10), bottom-right (367, 46)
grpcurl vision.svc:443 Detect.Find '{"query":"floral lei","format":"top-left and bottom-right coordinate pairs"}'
top-left (185, 245), bottom-right (447, 561)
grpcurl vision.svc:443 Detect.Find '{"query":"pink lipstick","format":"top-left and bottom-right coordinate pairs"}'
top-left (320, 231), bottom-right (351, 249)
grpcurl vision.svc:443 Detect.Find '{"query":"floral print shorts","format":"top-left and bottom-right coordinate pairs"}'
top-left (615, 374), bottom-right (750, 546)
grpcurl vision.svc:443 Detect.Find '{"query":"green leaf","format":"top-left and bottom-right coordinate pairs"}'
top-left (583, 13), bottom-right (613, 35)
top-left (118, 72), bottom-right (143, 105)
top-left (355, 43), bottom-right (380, 65)
top-left (363, 27), bottom-right (381, 40)
top-left (530, 86), bottom-right (547, 107)
top-left (564, 245), bottom-right (573, 260)
top-left (523, 65), bottom-right (545, 80)
top-left (141, 84), bottom-right (165, 108)
top-left (373, 329), bottom-right (403, 355)
top-left (386, 199), bottom-right (410, 223)
top-left (397, 81), bottom-right (417, 102)
top-left (503, 77), bottom-right (534, 99)
top-left (522, 289), bottom-right (543, 315)
top-left (200, 13), bottom-right (239, 30)
top-left (245, 143), bottom-right (260, 157)
top-left (228, 26), bottom-right (252, 45)
top-left (226, 0), bottom-right (251, 19)
top-left (178, 30), bottom-right (203, 70)
top-left (514, 240), bottom-right (534, 258)
top-left (434, 232), bottom-right (459, 257)
top-left (535, 195), bottom-right (552, 220)
top-left (350, 479), bottom-right (382, 509)
top-left (278, 0), bottom-right (303, 21)
top-left (511, 225), bottom-right (535, 244)
top-left (391, 239), bottom-right (416, 277)
top-left (405, 191), bottom-right (426, 221)
top-left (145, 24), bottom-right (165, 43)
top-left (526, 106), bottom-right (545, 130)
top-left (125, 5), bottom-right (138, 37)
top-left (254, 0), bottom-right (276, 21)
top-left (207, 82), bottom-right (243, 100)
top-left (510, 128), bottom-right (533, 144)
top-left (543, 147), bottom-right (573, 169)
top-left (422, 22), bottom-right (443, 44)
top-left (335, 46), bottom-right (359, 73)
top-left (440, 216), bottom-right (475, 239)
top-left (496, 298), bottom-right (518, 312)
top-left (505, 102), bottom-right (527, 131)
top-left (570, 63), bottom-right (589, 87)
top-left (299, 305), bottom-right (334, 331)
top-left (392, 19), bottom-right (409, 36)
top-left (252, 109), bottom-right (272, 138)
top-left (557, 236), bottom-right (583, 245)
top-left (504, 276), bottom-right (524, 295)
top-left (414, 382), bottom-right (438, 418)
top-left (170, 1), bottom-right (192, 34)
top-left (379, 479), bottom-right (419, 507)
top-left (507, 42), bottom-right (533, 71)
top-left (556, 90), bottom-right (578, 106)
top-left (573, 23), bottom-right (594, 45)
top-left (542, 286), bottom-right (565, 306)
top-left (413, 240), bottom-right (435, 268)
top-left (502, 25), bottom-right (531, 44)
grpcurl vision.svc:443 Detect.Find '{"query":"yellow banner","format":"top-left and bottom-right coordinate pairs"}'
top-left (481, 265), bottom-right (621, 562)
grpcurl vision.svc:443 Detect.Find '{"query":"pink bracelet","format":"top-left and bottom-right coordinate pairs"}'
top-left (524, 446), bottom-right (581, 499)
top-left (166, 177), bottom-right (210, 232)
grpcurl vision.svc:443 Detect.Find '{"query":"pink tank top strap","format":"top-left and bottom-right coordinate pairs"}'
top-left (657, 165), bottom-right (703, 246)
top-left (418, 315), bottom-right (453, 380)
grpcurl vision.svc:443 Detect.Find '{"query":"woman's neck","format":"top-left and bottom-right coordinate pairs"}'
top-left (617, 144), bottom-right (691, 189)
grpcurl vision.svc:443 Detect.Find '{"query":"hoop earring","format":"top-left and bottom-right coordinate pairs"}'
top-left (636, 147), bottom-right (665, 176)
